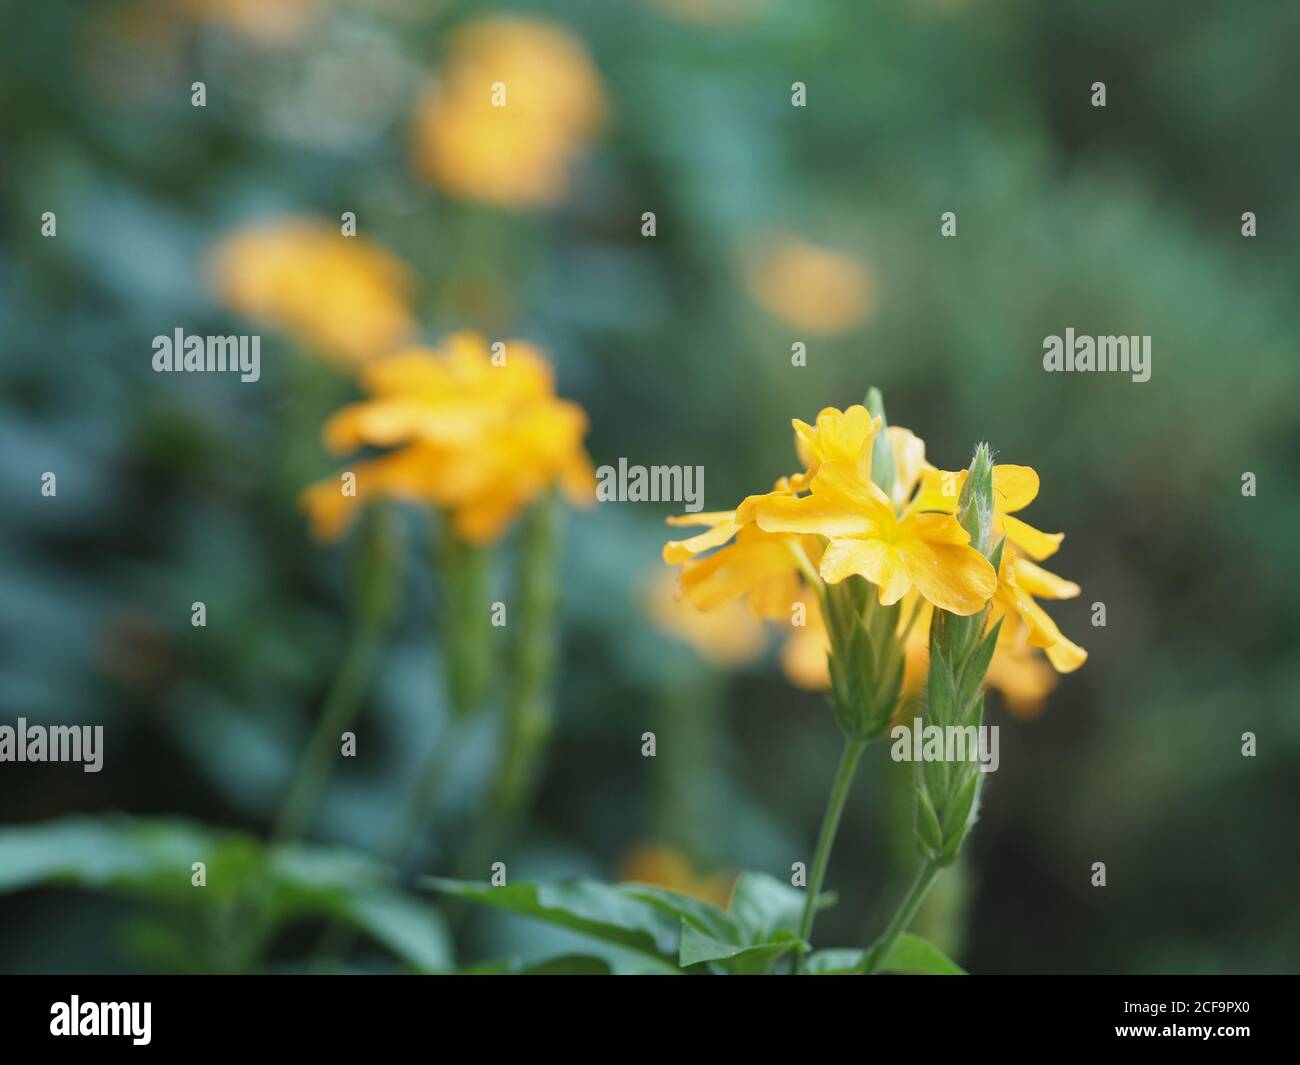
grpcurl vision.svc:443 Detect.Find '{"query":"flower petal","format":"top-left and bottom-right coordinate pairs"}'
top-left (901, 538), bottom-right (997, 615)
top-left (997, 514), bottom-right (1064, 561)
top-left (1014, 557), bottom-right (1080, 599)
top-left (1044, 632), bottom-right (1088, 673)
top-left (662, 518), bottom-right (742, 563)
top-left (678, 536), bottom-right (797, 612)
top-left (991, 465), bottom-right (1040, 513)
top-left (820, 539), bottom-right (912, 604)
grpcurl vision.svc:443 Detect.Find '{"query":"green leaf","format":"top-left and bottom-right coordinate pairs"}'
top-left (728, 871), bottom-right (808, 943)
top-left (339, 892), bottom-right (452, 972)
top-left (423, 877), bottom-right (681, 963)
top-left (942, 772), bottom-right (982, 841)
top-left (866, 933), bottom-right (967, 975)
top-left (521, 954), bottom-right (615, 975)
top-left (915, 788), bottom-right (944, 854)
top-left (0, 817), bottom-right (454, 971)
top-left (618, 883), bottom-right (739, 942)
top-left (678, 921), bottom-right (800, 973)
top-left (926, 643), bottom-right (958, 728)
top-left (805, 948), bottom-right (867, 974)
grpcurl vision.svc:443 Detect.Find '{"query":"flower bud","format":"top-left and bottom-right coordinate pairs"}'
top-left (864, 386), bottom-right (896, 500)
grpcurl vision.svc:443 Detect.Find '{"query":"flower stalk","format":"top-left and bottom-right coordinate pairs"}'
top-left (862, 444), bottom-right (1001, 973)
top-left (795, 733), bottom-right (867, 969)
top-left (459, 492), bottom-right (562, 875)
top-left (272, 504), bottom-right (401, 843)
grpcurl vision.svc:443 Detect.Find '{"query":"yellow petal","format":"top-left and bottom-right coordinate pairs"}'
top-left (662, 518), bottom-right (742, 564)
top-left (666, 511), bottom-right (737, 528)
top-left (1014, 557), bottom-right (1080, 600)
top-left (754, 477), bottom-right (878, 539)
top-left (913, 468), bottom-right (963, 514)
top-left (996, 514), bottom-right (1064, 561)
top-left (887, 425), bottom-right (926, 507)
top-left (820, 539), bottom-right (911, 604)
top-left (901, 537), bottom-right (997, 615)
top-left (678, 536), bottom-right (797, 612)
top-left (991, 465), bottom-right (1040, 514)
top-left (1045, 632), bottom-right (1087, 673)
top-left (903, 510), bottom-right (973, 546)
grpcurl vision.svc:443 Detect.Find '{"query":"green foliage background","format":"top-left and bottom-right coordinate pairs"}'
top-left (1, 0), bottom-right (1297, 972)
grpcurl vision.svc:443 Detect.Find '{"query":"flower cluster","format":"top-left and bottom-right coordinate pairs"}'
top-left (411, 17), bottom-right (605, 209)
top-left (301, 332), bottom-right (595, 545)
top-left (663, 400), bottom-right (1085, 719)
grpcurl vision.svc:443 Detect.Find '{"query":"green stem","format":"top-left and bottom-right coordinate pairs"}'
top-left (795, 734), bottom-right (867, 970)
top-left (271, 619), bottom-right (383, 843)
top-left (461, 494), bottom-right (560, 875)
top-left (863, 859), bottom-right (940, 974)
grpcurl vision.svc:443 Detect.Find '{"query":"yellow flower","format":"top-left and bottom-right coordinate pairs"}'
top-left (663, 511), bottom-right (819, 622)
top-left (412, 17), bottom-right (605, 208)
top-left (645, 569), bottom-right (766, 667)
top-left (208, 219), bottom-right (415, 368)
top-left (618, 845), bottom-right (734, 909)
top-left (990, 548), bottom-right (1088, 673)
top-left (753, 413), bottom-right (996, 615)
top-left (914, 464), bottom-right (1063, 560)
top-left (743, 236), bottom-right (873, 335)
top-left (301, 332), bottom-right (595, 545)
top-left (910, 458), bottom-right (1085, 671)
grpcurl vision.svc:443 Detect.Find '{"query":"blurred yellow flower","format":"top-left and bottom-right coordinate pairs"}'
top-left (301, 332), bottom-right (595, 545)
top-left (780, 588), bottom-right (831, 690)
top-left (646, 569), bottom-right (766, 667)
top-left (176, 0), bottom-right (318, 42)
top-left (412, 17), bottom-right (605, 208)
top-left (743, 237), bottom-right (872, 335)
top-left (618, 844), bottom-right (734, 909)
top-left (983, 628), bottom-right (1058, 718)
top-left (209, 219), bottom-right (416, 368)
top-left (896, 598), bottom-right (1060, 719)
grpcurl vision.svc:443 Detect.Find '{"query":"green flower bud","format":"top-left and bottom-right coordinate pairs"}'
top-left (955, 442), bottom-right (994, 558)
top-left (864, 386), bottom-right (896, 501)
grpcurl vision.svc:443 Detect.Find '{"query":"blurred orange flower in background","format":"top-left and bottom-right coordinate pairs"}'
top-left (646, 569), bottom-right (766, 667)
top-left (176, 0), bottom-right (319, 43)
top-left (412, 16), bottom-right (606, 208)
top-left (209, 219), bottom-right (416, 368)
top-left (618, 844), bottom-right (734, 909)
top-left (742, 236), bottom-right (873, 335)
top-left (301, 332), bottom-right (595, 545)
